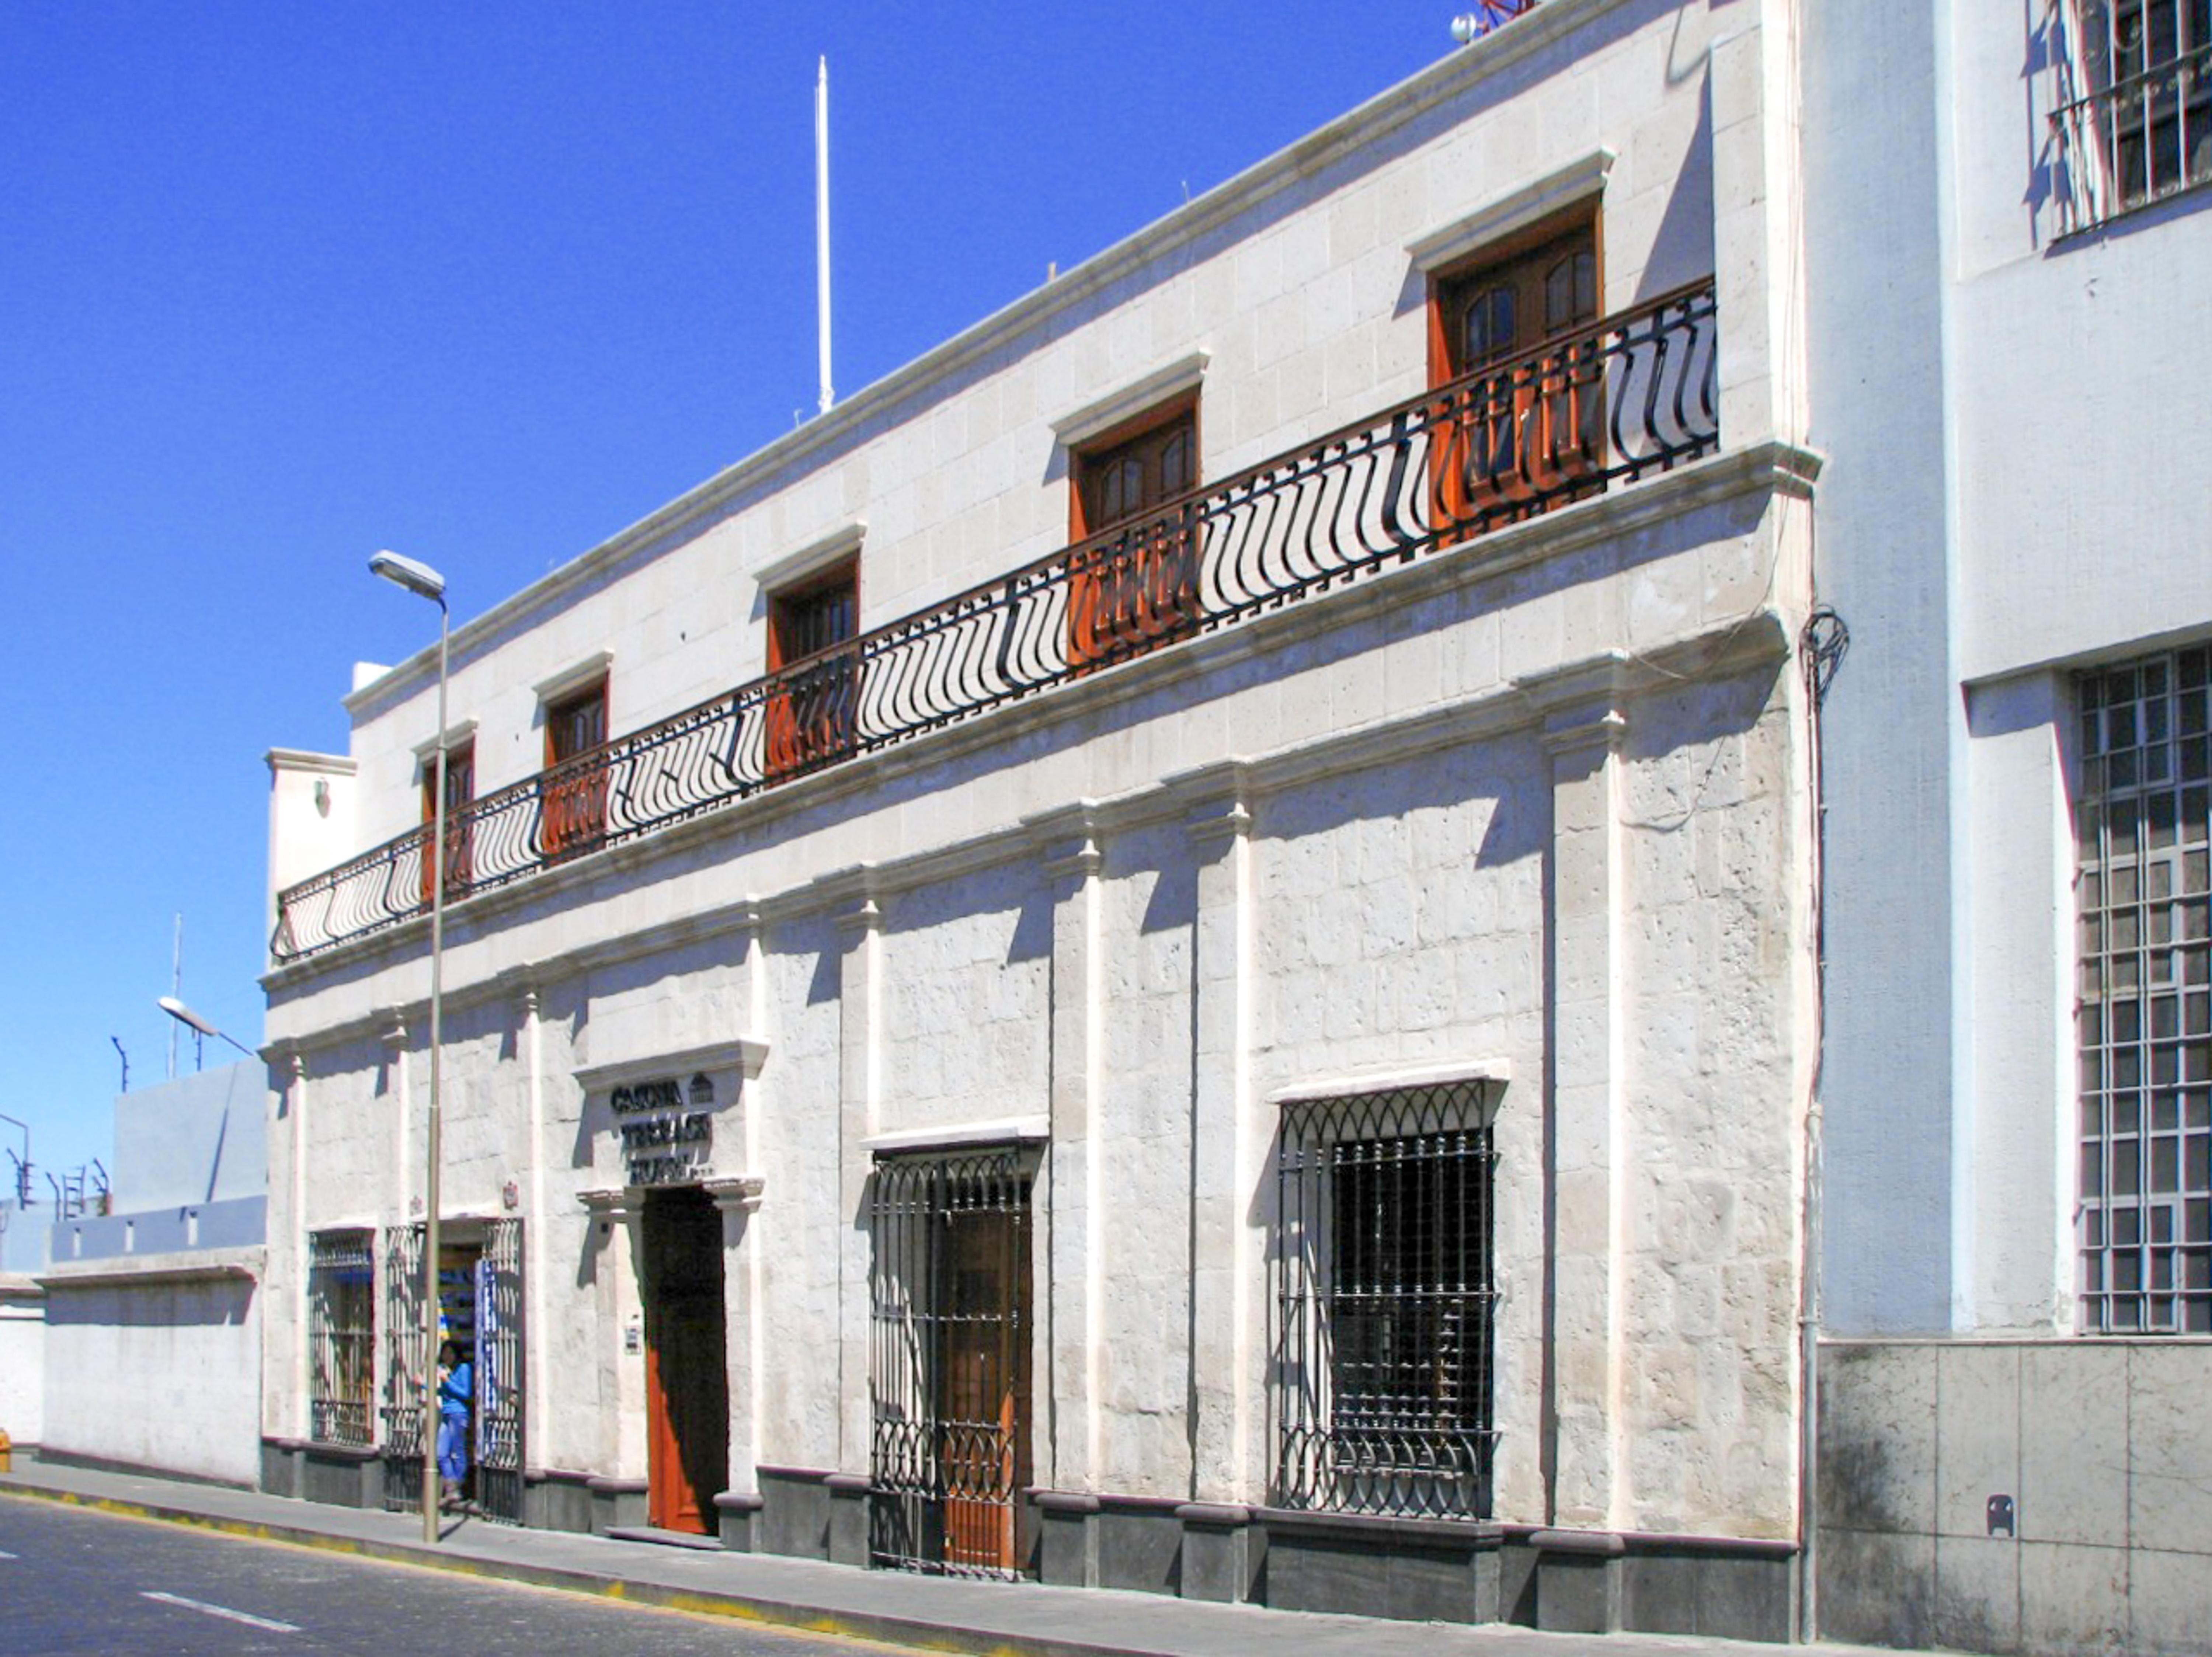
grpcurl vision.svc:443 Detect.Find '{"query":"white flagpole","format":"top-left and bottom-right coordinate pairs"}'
top-left (816, 55), bottom-right (834, 415)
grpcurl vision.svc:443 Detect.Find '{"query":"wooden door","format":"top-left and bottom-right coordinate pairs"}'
top-left (641, 1187), bottom-right (728, 1535)
top-left (418, 742), bottom-right (473, 905)
top-left (1067, 402), bottom-right (1199, 668)
top-left (542, 683), bottom-right (608, 860)
top-left (937, 1207), bottom-right (1029, 1572)
top-left (766, 561), bottom-right (859, 781)
top-left (1430, 213), bottom-right (1601, 529)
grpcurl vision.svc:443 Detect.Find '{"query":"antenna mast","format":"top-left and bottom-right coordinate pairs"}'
top-left (816, 55), bottom-right (834, 415)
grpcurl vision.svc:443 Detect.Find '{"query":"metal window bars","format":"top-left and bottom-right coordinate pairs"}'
top-left (270, 282), bottom-right (1719, 962)
top-left (308, 1230), bottom-right (377, 1449)
top-left (379, 1222), bottom-right (426, 1510)
top-left (474, 1218), bottom-right (526, 1525)
top-left (869, 1148), bottom-right (1036, 1579)
top-left (2050, 0), bottom-right (2212, 232)
top-left (1274, 1080), bottom-right (1498, 1520)
top-left (2076, 646), bottom-right (2212, 1334)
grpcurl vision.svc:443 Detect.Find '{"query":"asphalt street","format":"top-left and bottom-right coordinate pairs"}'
top-left (0, 1498), bottom-right (901, 1657)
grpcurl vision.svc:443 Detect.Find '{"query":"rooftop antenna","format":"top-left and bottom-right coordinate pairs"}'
top-left (168, 911), bottom-right (183, 1080)
top-left (111, 1035), bottom-right (129, 1094)
top-left (816, 54), bottom-right (834, 416)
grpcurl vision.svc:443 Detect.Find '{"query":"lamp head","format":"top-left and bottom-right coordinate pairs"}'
top-left (157, 996), bottom-right (219, 1038)
top-left (369, 550), bottom-right (448, 603)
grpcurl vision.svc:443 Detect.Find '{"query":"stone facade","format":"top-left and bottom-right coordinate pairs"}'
top-left (260, 0), bottom-right (1822, 1637)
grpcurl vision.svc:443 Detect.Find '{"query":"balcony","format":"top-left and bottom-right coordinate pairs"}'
top-left (271, 279), bottom-right (1718, 963)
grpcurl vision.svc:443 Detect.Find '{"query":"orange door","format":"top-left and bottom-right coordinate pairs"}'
top-left (1429, 214), bottom-right (1601, 533)
top-left (766, 563), bottom-right (859, 782)
top-left (642, 1188), bottom-right (727, 1535)
top-left (418, 742), bottom-right (473, 905)
top-left (543, 684), bottom-right (608, 860)
top-left (937, 1208), bottom-right (1028, 1572)
top-left (1068, 404), bottom-right (1199, 670)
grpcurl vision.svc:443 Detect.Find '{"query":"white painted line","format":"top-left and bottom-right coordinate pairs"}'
top-left (0, 1550), bottom-right (17, 1559)
top-left (140, 1591), bottom-right (300, 1633)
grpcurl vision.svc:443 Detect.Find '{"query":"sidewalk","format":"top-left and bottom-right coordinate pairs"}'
top-left (0, 1458), bottom-right (1929, 1657)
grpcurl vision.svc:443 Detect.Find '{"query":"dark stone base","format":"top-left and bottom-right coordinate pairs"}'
top-left (714, 1489), bottom-right (764, 1552)
top-left (757, 1465), bottom-right (833, 1560)
top-left (585, 1475), bottom-right (647, 1535)
top-left (260, 1436), bottom-right (303, 1499)
top-left (825, 1472), bottom-right (870, 1567)
top-left (522, 1467), bottom-right (597, 1534)
top-left (1262, 1507), bottom-right (1502, 1624)
top-left (299, 1442), bottom-right (379, 1509)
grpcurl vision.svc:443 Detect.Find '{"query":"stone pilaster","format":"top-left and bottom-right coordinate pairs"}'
top-left (834, 879), bottom-right (883, 1472)
top-left (1183, 766), bottom-right (1259, 1503)
top-left (578, 1185), bottom-right (644, 1480)
top-left (1034, 804), bottom-right (1104, 1493)
top-left (1535, 666), bottom-right (1632, 1530)
top-left (706, 1173), bottom-right (768, 1500)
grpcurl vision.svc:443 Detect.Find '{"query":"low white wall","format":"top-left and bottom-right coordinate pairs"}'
top-left (38, 1249), bottom-right (262, 1487)
top-left (0, 1278), bottom-right (44, 1448)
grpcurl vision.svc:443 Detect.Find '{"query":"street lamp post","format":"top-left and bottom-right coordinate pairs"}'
top-left (370, 549), bottom-right (451, 1547)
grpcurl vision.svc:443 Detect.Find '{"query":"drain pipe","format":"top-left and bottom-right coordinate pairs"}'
top-left (1797, 605), bottom-right (1848, 1643)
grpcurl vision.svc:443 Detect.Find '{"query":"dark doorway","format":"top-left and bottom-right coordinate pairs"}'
top-left (641, 1186), bottom-right (728, 1535)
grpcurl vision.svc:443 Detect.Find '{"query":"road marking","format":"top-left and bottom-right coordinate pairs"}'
top-left (140, 1591), bottom-right (300, 1633)
top-left (0, 1550), bottom-right (17, 1559)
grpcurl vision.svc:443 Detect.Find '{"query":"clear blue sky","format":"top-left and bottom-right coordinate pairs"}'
top-left (1, 3), bottom-right (1458, 1200)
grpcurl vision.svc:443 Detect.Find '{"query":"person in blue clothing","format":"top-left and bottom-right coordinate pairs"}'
top-left (436, 1339), bottom-right (473, 1510)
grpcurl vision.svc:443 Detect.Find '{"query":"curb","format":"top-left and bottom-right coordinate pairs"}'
top-left (0, 1480), bottom-right (1152, 1657)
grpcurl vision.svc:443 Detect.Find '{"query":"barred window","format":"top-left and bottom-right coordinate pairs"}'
top-left (1274, 1078), bottom-right (1499, 1519)
top-left (308, 1230), bottom-right (376, 1446)
top-left (2077, 646), bottom-right (2212, 1333)
top-left (2051, 0), bottom-right (2211, 232)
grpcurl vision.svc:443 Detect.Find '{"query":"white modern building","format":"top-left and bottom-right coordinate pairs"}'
top-left (260, 0), bottom-right (1825, 1638)
top-left (1802, 1), bottom-right (2212, 1653)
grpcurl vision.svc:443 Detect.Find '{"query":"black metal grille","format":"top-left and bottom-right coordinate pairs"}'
top-left (475, 1218), bottom-right (526, 1525)
top-left (1274, 1081), bottom-right (1497, 1519)
top-left (869, 1149), bottom-right (1034, 1579)
top-left (379, 1222), bottom-right (426, 1511)
top-left (271, 282), bottom-right (1719, 961)
top-left (2077, 646), bottom-right (2212, 1333)
top-left (308, 1230), bottom-right (376, 1449)
top-left (2051, 0), bottom-right (2212, 231)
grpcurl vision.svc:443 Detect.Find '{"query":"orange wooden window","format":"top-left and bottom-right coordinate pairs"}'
top-left (418, 740), bottom-right (474, 902)
top-left (1067, 397), bottom-right (1200, 669)
top-left (1428, 207), bottom-right (1603, 528)
top-left (765, 557), bottom-right (859, 782)
top-left (542, 680), bottom-right (608, 860)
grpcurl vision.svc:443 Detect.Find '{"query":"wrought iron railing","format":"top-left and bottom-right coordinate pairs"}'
top-left (272, 279), bottom-right (1718, 961)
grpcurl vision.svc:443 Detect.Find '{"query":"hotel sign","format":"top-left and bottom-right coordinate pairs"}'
top-left (609, 1074), bottom-right (715, 1186)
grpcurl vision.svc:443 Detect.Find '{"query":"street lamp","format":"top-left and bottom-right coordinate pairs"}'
top-left (157, 996), bottom-right (258, 1062)
top-left (371, 549), bottom-right (452, 1546)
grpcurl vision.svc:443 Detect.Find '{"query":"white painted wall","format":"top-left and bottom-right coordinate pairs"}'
top-left (0, 1281), bottom-right (44, 1449)
top-left (39, 1253), bottom-right (262, 1487)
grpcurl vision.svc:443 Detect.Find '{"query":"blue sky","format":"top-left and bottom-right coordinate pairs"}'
top-left (0, 3), bottom-right (1460, 1200)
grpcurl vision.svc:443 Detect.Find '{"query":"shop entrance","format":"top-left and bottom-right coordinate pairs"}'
top-left (640, 1185), bottom-right (728, 1535)
top-left (378, 1218), bottom-right (525, 1524)
top-left (868, 1149), bottom-right (1034, 1577)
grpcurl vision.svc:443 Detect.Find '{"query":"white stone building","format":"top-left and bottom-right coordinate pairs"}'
top-left (1802, 1), bottom-right (2212, 1653)
top-left (259, 0), bottom-right (1823, 1636)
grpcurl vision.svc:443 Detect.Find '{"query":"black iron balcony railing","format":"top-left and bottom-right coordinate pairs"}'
top-left (272, 279), bottom-right (1718, 962)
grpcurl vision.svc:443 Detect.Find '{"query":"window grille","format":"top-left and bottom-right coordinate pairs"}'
top-left (308, 1230), bottom-right (376, 1447)
top-left (379, 1223), bottom-right (425, 1510)
top-left (1274, 1079), bottom-right (1498, 1519)
top-left (2077, 646), bottom-right (2212, 1333)
top-left (869, 1148), bottom-right (1034, 1579)
top-left (2051, 0), bottom-right (2212, 231)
